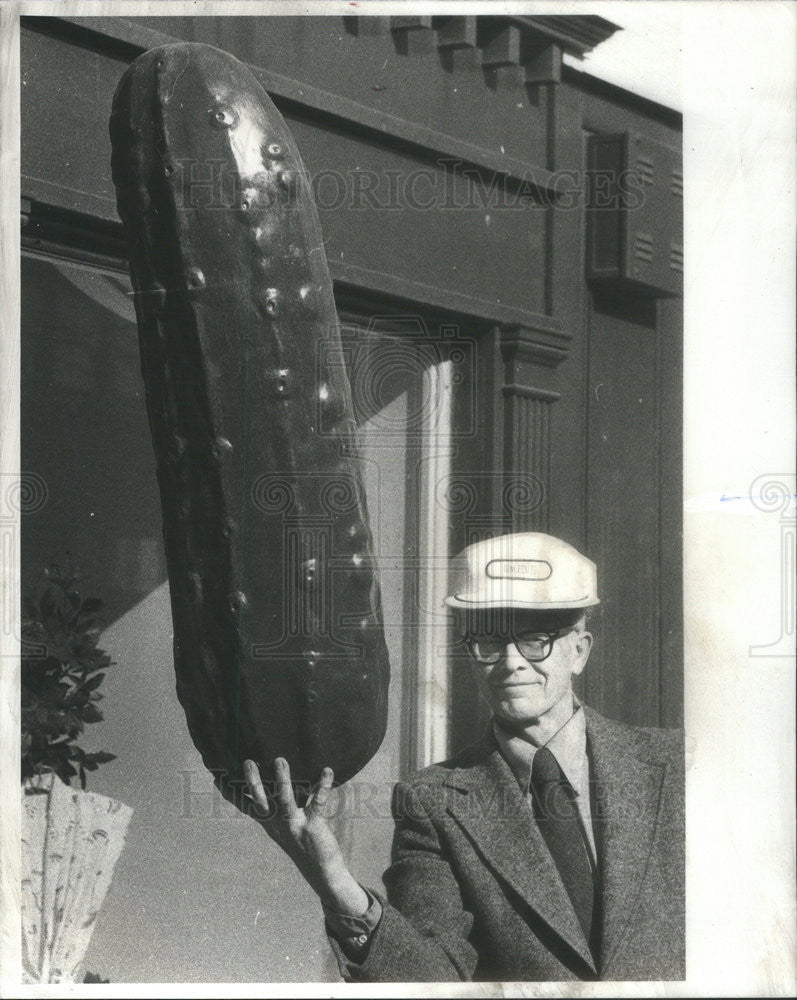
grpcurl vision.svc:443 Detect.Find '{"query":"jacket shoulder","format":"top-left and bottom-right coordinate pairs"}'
top-left (389, 739), bottom-right (494, 826)
top-left (585, 706), bottom-right (684, 765)
top-left (394, 737), bottom-right (491, 794)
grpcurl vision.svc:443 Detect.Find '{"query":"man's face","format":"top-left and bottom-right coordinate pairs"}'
top-left (463, 610), bottom-right (593, 730)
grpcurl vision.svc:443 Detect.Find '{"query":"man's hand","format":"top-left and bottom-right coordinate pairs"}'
top-left (243, 757), bottom-right (369, 917)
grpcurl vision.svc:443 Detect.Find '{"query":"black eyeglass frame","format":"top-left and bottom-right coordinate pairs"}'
top-left (464, 624), bottom-right (581, 665)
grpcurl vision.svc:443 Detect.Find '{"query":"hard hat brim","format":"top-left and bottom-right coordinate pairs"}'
top-left (444, 594), bottom-right (600, 610)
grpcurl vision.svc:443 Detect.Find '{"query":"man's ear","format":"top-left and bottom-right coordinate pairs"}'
top-left (570, 630), bottom-right (593, 677)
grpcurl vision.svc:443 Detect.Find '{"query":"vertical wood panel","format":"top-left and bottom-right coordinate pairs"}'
top-left (545, 86), bottom-right (589, 548)
top-left (448, 326), bottom-right (501, 753)
top-left (584, 289), bottom-right (661, 726)
top-left (502, 389), bottom-right (553, 532)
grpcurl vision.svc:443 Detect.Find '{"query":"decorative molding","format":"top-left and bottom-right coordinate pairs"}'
top-left (370, 14), bottom-right (616, 64)
top-left (436, 16), bottom-right (478, 51)
top-left (499, 375), bottom-right (557, 537)
top-left (501, 384), bottom-right (561, 403)
top-left (390, 16), bottom-right (436, 55)
top-left (523, 45), bottom-right (563, 86)
top-left (496, 321), bottom-right (569, 532)
top-left (480, 24), bottom-right (521, 68)
top-left (512, 15), bottom-right (619, 57)
top-left (499, 321), bottom-right (571, 369)
top-left (352, 13), bottom-right (617, 63)
top-left (502, 393), bottom-right (551, 533)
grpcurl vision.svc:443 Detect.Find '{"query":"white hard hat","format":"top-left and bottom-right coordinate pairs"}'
top-left (444, 532), bottom-right (600, 611)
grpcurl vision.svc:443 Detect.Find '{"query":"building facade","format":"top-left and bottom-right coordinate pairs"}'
top-left (20, 14), bottom-right (683, 983)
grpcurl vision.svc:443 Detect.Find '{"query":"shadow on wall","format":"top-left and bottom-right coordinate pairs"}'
top-left (21, 256), bottom-right (167, 624)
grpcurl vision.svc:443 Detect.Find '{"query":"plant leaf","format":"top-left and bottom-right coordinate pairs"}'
top-left (81, 703), bottom-right (104, 724)
top-left (82, 750), bottom-right (116, 766)
top-left (22, 558), bottom-right (116, 784)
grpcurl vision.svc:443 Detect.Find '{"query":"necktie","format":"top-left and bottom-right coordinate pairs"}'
top-left (530, 746), bottom-right (595, 948)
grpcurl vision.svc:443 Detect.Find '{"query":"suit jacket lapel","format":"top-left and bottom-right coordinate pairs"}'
top-left (443, 733), bottom-right (596, 974)
top-left (584, 707), bottom-right (666, 970)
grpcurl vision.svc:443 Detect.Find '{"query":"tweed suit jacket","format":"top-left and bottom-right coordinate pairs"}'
top-left (332, 705), bottom-right (685, 983)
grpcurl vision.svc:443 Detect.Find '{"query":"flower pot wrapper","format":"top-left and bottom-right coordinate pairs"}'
top-left (22, 773), bottom-right (133, 984)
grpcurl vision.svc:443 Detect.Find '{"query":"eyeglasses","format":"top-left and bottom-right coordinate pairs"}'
top-left (465, 625), bottom-right (579, 665)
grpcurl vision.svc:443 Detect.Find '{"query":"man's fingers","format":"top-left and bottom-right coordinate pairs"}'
top-left (243, 759), bottom-right (273, 819)
top-left (308, 767), bottom-right (335, 818)
top-left (272, 756), bottom-right (299, 818)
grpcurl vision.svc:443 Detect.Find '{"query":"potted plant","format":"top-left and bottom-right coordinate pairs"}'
top-left (21, 558), bottom-right (132, 984)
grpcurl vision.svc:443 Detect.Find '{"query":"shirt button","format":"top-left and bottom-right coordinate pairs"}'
top-left (356, 934), bottom-right (368, 945)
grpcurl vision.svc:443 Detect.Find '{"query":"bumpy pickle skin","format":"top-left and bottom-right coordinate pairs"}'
top-left (110, 43), bottom-right (389, 806)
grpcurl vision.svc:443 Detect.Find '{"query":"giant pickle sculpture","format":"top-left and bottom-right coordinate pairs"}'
top-left (109, 43), bottom-right (389, 804)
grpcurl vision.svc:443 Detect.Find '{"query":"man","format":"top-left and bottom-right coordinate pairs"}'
top-left (244, 532), bottom-right (685, 982)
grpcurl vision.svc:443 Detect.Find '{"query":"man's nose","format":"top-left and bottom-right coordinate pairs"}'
top-left (500, 641), bottom-right (528, 669)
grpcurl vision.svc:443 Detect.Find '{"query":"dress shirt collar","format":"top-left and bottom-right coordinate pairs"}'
top-left (493, 697), bottom-right (588, 797)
